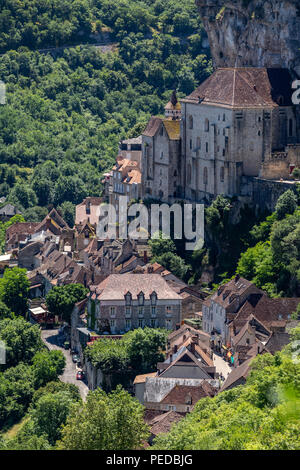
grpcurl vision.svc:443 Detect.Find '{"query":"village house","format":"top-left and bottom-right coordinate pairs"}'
top-left (75, 197), bottom-right (103, 226)
top-left (88, 273), bottom-right (182, 334)
top-left (142, 93), bottom-right (181, 202)
top-left (0, 203), bottom-right (20, 222)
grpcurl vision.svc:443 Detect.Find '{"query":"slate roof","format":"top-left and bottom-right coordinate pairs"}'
top-left (143, 117), bottom-right (163, 137)
top-left (92, 274), bottom-right (182, 301)
top-left (182, 68), bottom-right (295, 109)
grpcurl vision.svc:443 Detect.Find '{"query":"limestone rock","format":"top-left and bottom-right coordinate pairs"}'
top-left (195, 0), bottom-right (300, 73)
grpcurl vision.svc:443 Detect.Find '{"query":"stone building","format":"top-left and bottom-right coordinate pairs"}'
top-left (88, 273), bottom-right (182, 334)
top-left (141, 68), bottom-right (300, 207)
top-left (142, 94), bottom-right (181, 202)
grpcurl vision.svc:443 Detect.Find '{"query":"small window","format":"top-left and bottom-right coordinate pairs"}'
top-left (205, 118), bottom-right (209, 132)
top-left (220, 166), bottom-right (224, 182)
top-left (189, 115), bottom-right (193, 130)
top-left (206, 142), bottom-right (209, 153)
top-left (203, 167), bottom-right (208, 185)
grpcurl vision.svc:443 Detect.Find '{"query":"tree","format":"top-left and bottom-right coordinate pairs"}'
top-left (30, 391), bottom-right (75, 445)
top-left (0, 300), bottom-right (14, 320)
top-left (275, 190), bottom-right (297, 220)
top-left (156, 252), bottom-right (189, 279)
top-left (0, 317), bottom-right (42, 368)
top-left (0, 267), bottom-right (29, 316)
top-left (46, 284), bottom-right (88, 323)
top-left (32, 350), bottom-right (66, 388)
top-left (149, 232), bottom-right (176, 258)
top-left (57, 386), bottom-right (149, 450)
top-left (57, 201), bottom-right (75, 228)
top-left (124, 327), bottom-right (168, 372)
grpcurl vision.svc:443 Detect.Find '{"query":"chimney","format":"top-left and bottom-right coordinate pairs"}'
top-left (173, 344), bottom-right (178, 354)
top-left (235, 274), bottom-right (240, 283)
top-left (143, 250), bottom-right (148, 264)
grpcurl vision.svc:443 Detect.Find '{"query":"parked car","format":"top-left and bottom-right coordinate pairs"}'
top-left (76, 370), bottom-right (84, 380)
top-left (63, 341), bottom-right (70, 350)
top-left (72, 354), bottom-right (79, 363)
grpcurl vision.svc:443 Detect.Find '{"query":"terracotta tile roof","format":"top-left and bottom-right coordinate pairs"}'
top-left (161, 382), bottom-right (216, 405)
top-left (6, 222), bottom-right (39, 237)
top-left (210, 277), bottom-right (261, 310)
top-left (231, 294), bottom-right (300, 331)
top-left (75, 197), bottom-right (103, 226)
top-left (134, 372), bottom-right (157, 385)
top-left (182, 68), bottom-right (294, 108)
top-left (93, 274), bottom-right (182, 301)
top-left (35, 208), bottom-right (69, 233)
top-left (264, 332), bottom-right (291, 355)
top-left (150, 411), bottom-right (184, 436)
top-left (123, 168), bottom-right (141, 185)
top-left (163, 120), bottom-right (180, 140)
top-left (143, 117), bottom-right (163, 137)
top-left (232, 314), bottom-right (271, 347)
top-left (220, 358), bottom-right (253, 392)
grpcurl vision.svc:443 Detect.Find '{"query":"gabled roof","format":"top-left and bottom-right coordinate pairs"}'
top-left (142, 117), bottom-right (162, 137)
top-left (150, 411), bottom-right (184, 436)
top-left (160, 348), bottom-right (212, 379)
top-left (182, 68), bottom-right (294, 109)
top-left (219, 358), bottom-right (253, 392)
top-left (161, 382), bottom-right (216, 405)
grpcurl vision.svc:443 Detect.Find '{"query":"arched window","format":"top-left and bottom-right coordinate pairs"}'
top-left (220, 166), bottom-right (224, 182)
top-left (289, 118), bottom-right (293, 137)
top-left (189, 115), bottom-right (193, 130)
top-left (205, 118), bottom-right (209, 132)
top-left (187, 164), bottom-right (192, 184)
top-left (203, 167), bottom-right (208, 185)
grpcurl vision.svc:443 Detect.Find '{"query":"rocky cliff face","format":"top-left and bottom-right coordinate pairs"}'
top-left (196, 0), bottom-right (300, 74)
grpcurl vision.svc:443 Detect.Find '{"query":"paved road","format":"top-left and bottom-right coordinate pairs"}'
top-left (41, 328), bottom-right (89, 401)
top-left (213, 352), bottom-right (232, 381)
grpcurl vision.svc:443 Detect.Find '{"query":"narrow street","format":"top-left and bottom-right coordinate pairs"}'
top-left (41, 328), bottom-right (89, 401)
top-left (213, 352), bottom-right (232, 381)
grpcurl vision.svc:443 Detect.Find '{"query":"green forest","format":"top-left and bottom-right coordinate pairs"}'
top-left (0, 0), bottom-right (211, 225)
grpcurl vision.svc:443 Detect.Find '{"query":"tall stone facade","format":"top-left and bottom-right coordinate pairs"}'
top-left (141, 69), bottom-right (300, 205)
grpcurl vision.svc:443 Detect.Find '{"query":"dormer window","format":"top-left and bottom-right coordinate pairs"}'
top-left (125, 292), bottom-right (132, 305)
top-left (150, 291), bottom-right (157, 305)
top-left (138, 292), bottom-right (144, 305)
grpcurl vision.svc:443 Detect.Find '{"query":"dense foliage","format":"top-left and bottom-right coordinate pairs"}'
top-left (85, 327), bottom-right (168, 390)
top-left (236, 188), bottom-right (300, 296)
top-left (152, 328), bottom-right (300, 450)
top-left (45, 283), bottom-right (88, 323)
top-left (0, 316), bottom-right (65, 430)
top-left (57, 386), bottom-right (149, 450)
top-left (0, 0), bottom-right (211, 224)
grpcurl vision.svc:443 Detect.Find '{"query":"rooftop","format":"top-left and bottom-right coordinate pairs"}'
top-left (182, 68), bottom-right (295, 109)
